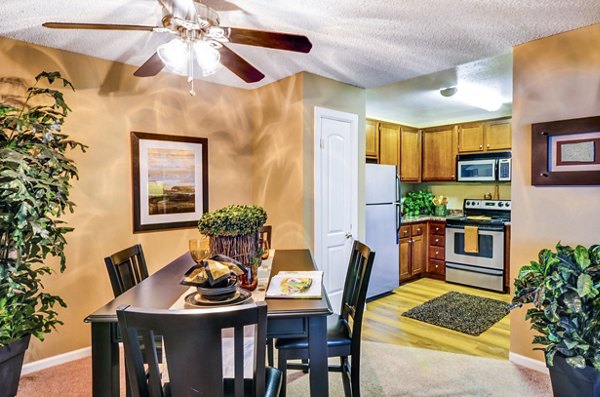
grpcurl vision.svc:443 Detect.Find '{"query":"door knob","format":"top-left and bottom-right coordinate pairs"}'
top-left (345, 232), bottom-right (353, 239)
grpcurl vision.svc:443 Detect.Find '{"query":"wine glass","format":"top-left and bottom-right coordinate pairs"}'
top-left (189, 236), bottom-right (210, 264)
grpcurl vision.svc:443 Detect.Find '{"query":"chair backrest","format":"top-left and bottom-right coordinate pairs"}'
top-left (259, 225), bottom-right (272, 246)
top-left (340, 240), bottom-right (375, 350)
top-left (117, 302), bottom-right (268, 397)
top-left (104, 244), bottom-right (149, 297)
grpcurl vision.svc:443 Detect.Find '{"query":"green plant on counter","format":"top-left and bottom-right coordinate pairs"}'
top-left (402, 190), bottom-right (435, 217)
top-left (508, 242), bottom-right (600, 370)
top-left (198, 205), bottom-right (267, 237)
top-left (0, 71), bottom-right (86, 346)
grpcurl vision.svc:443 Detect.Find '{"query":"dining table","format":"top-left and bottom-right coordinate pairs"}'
top-left (85, 249), bottom-right (333, 397)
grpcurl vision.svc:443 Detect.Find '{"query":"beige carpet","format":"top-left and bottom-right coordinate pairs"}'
top-left (16, 341), bottom-right (552, 396)
top-left (287, 342), bottom-right (552, 397)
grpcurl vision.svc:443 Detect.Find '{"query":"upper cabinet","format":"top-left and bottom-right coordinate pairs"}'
top-left (485, 119), bottom-right (512, 151)
top-left (399, 126), bottom-right (421, 182)
top-left (422, 125), bottom-right (457, 181)
top-left (365, 119), bottom-right (379, 160)
top-left (458, 119), bottom-right (511, 153)
top-left (366, 116), bottom-right (510, 183)
top-left (378, 122), bottom-right (401, 168)
top-left (457, 122), bottom-right (485, 152)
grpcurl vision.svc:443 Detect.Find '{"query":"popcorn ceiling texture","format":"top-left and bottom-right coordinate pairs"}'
top-left (1, 0), bottom-right (599, 89)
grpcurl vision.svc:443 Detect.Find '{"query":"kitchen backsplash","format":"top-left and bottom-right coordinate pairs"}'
top-left (401, 182), bottom-right (511, 210)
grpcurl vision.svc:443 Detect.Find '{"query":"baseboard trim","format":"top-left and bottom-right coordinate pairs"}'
top-left (21, 346), bottom-right (91, 376)
top-left (509, 352), bottom-right (549, 374)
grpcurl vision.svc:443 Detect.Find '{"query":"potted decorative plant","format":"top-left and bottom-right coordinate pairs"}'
top-left (0, 72), bottom-right (85, 397)
top-left (402, 190), bottom-right (435, 217)
top-left (509, 242), bottom-right (600, 397)
top-left (198, 205), bottom-right (267, 290)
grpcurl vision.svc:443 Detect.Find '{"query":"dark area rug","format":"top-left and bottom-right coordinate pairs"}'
top-left (401, 291), bottom-right (508, 336)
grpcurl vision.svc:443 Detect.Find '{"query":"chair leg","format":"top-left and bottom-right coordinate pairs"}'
top-left (340, 356), bottom-right (351, 397)
top-left (351, 354), bottom-right (361, 397)
top-left (301, 358), bottom-right (309, 373)
top-left (277, 349), bottom-right (288, 397)
top-left (267, 338), bottom-right (274, 367)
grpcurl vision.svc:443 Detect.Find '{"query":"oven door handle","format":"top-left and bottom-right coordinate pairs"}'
top-left (445, 224), bottom-right (505, 232)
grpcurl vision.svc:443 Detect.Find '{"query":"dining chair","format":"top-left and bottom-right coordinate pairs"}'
top-left (275, 240), bottom-right (375, 397)
top-left (117, 301), bottom-right (283, 397)
top-left (104, 244), bottom-right (149, 297)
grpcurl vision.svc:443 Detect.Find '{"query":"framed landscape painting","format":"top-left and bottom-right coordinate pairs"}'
top-left (131, 132), bottom-right (208, 232)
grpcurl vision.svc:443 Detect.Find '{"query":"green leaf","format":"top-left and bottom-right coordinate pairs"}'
top-left (574, 245), bottom-right (591, 270)
top-left (577, 273), bottom-right (597, 298)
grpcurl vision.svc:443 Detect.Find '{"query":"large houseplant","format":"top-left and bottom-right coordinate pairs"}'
top-left (509, 242), bottom-right (600, 397)
top-left (0, 72), bottom-right (85, 397)
top-left (198, 205), bottom-right (267, 290)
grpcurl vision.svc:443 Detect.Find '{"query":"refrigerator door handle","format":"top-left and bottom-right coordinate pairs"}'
top-left (395, 203), bottom-right (401, 244)
top-left (396, 173), bottom-right (401, 202)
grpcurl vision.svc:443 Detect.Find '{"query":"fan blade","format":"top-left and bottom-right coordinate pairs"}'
top-left (219, 45), bottom-right (265, 83)
top-left (43, 22), bottom-right (157, 31)
top-left (158, 0), bottom-right (198, 21)
top-left (224, 27), bottom-right (312, 53)
top-left (134, 53), bottom-right (166, 77)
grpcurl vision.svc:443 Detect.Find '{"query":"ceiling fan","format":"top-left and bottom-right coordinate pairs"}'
top-left (43, 0), bottom-right (312, 95)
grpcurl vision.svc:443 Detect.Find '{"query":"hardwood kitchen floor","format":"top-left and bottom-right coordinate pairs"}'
top-left (363, 278), bottom-right (510, 360)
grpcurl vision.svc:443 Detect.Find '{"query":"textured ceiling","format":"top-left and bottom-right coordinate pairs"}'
top-left (1, 1), bottom-right (600, 124)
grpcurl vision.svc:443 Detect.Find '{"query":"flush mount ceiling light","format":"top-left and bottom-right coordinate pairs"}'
top-left (43, 0), bottom-right (312, 96)
top-left (440, 84), bottom-right (505, 112)
top-left (439, 87), bottom-right (458, 97)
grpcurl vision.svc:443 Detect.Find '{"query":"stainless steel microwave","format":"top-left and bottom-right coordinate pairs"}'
top-left (457, 152), bottom-right (511, 182)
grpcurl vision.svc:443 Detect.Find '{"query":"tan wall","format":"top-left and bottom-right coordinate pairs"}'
top-left (302, 73), bottom-right (367, 251)
top-left (0, 37), bottom-right (257, 362)
top-left (510, 24), bottom-right (600, 361)
top-left (251, 74), bottom-right (305, 249)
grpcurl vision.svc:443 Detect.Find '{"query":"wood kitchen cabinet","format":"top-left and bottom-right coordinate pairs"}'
top-left (458, 119), bottom-right (511, 153)
top-left (366, 119), bottom-right (379, 160)
top-left (379, 122), bottom-right (400, 168)
top-left (457, 122), bottom-right (485, 152)
top-left (399, 126), bottom-right (421, 182)
top-left (427, 221), bottom-right (446, 279)
top-left (421, 125), bottom-right (457, 181)
top-left (485, 119), bottom-right (511, 151)
top-left (399, 223), bottom-right (426, 282)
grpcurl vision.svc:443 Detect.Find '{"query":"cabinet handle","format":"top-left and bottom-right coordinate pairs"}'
top-left (435, 251), bottom-right (439, 255)
top-left (435, 238), bottom-right (439, 243)
top-left (435, 227), bottom-right (439, 232)
top-left (487, 144), bottom-right (490, 148)
top-left (479, 144), bottom-right (483, 149)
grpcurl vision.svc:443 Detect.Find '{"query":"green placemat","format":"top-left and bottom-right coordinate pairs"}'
top-left (402, 291), bottom-right (508, 336)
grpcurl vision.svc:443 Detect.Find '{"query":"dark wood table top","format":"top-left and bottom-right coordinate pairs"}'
top-left (86, 249), bottom-right (332, 323)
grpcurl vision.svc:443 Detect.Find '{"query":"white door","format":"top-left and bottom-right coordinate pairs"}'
top-left (314, 107), bottom-right (358, 313)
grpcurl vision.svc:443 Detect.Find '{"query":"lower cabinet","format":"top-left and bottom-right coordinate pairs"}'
top-left (426, 221), bottom-right (446, 278)
top-left (399, 223), bottom-right (426, 282)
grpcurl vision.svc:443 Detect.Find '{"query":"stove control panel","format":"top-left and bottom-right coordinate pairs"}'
top-left (464, 199), bottom-right (511, 211)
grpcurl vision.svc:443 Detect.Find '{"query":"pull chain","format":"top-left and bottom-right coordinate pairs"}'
top-left (188, 41), bottom-right (195, 96)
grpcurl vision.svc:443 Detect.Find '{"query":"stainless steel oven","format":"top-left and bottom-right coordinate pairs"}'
top-left (444, 199), bottom-right (510, 292)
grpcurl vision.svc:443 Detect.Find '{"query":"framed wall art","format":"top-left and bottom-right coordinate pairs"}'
top-left (131, 131), bottom-right (208, 232)
top-left (531, 115), bottom-right (600, 185)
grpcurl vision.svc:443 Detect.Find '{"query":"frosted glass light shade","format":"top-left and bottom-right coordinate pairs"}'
top-left (157, 38), bottom-right (188, 76)
top-left (193, 41), bottom-right (222, 76)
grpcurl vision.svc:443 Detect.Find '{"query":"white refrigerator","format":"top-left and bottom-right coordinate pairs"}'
top-left (365, 164), bottom-right (400, 299)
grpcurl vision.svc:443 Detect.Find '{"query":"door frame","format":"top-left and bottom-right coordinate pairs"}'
top-left (313, 106), bottom-right (359, 274)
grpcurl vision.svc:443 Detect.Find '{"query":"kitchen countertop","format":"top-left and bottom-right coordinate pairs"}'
top-left (401, 215), bottom-right (452, 224)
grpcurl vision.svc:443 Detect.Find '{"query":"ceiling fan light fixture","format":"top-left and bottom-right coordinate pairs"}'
top-left (157, 38), bottom-right (189, 75)
top-left (193, 41), bottom-right (222, 76)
